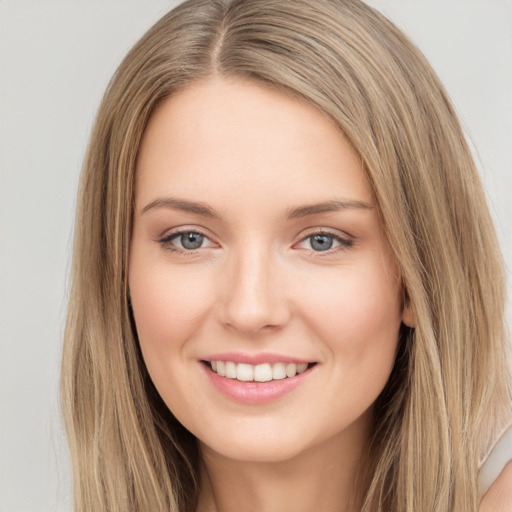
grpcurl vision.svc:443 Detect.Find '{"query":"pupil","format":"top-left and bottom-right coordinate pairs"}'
top-left (181, 232), bottom-right (204, 250)
top-left (311, 234), bottom-right (333, 251)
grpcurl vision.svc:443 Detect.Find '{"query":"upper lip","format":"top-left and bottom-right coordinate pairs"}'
top-left (199, 352), bottom-right (315, 365)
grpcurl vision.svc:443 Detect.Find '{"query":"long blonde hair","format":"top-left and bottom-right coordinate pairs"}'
top-left (61, 1), bottom-right (511, 510)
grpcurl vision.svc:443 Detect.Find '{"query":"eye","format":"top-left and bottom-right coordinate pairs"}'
top-left (296, 232), bottom-right (353, 253)
top-left (159, 230), bottom-right (215, 252)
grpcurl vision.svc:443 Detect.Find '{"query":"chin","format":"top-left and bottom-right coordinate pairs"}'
top-left (199, 433), bottom-right (311, 464)
top-left (194, 412), bottom-right (366, 465)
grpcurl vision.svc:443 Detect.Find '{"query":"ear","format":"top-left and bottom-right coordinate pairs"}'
top-left (402, 301), bottom-right (416, 328)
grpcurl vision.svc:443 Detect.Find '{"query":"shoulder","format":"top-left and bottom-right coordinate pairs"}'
top-left (479, 462), bottom-right (512, 512)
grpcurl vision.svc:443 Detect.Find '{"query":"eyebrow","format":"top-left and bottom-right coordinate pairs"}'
top-left (141, 197), bottom-right (220, 219)
top-left (285, 199), bottom-right (374, 219)
top-left (141, 197), bottom-right (373, 219)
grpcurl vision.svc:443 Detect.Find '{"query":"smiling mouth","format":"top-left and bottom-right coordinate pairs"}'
top-left (203, 360), bottom-right (317, 382)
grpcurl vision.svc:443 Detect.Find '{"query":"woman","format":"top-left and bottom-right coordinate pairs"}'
top-left (61, 0), bottom-right (512, 510)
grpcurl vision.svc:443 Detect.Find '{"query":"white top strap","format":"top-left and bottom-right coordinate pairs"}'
top-left (478, 424), bottom-right (512, 497)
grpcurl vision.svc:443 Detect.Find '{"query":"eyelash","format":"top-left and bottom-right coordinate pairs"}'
top-left (158, 229), bottom-right (354, 255)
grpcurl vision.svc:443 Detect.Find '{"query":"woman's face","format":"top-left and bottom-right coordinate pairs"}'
top-left (129, 77), bottom-right (408, 462)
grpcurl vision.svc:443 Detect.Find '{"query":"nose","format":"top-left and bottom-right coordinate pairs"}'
top-left (217, 243), bottom-right (291, 335)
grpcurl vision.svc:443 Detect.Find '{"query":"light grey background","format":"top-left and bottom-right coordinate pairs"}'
top-left (1, 1), bottom-right (511, 510)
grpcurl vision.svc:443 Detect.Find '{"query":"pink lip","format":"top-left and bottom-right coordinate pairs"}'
top-left (200, 361), bottom-right (316, 404)
top-left (199, 352), bottom-right (312, 365)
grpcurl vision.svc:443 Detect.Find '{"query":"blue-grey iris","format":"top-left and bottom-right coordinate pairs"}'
top-left (181, 232), bottom-right (204, 250)
top-left (311, 234), bottom-right (333, 251)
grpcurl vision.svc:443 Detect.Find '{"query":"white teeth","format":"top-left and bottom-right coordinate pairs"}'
top-left (216, 361), bottom-right (226, 377)
top-left (254, 363), bottom-right (272, 382)
top-left (208, 360), bottom-right (311, 382)
top-left (225, 361), bottom-right (237, 379)
top-left (237, 363), bottom-right (254, 382)
top-left (272, 362), bottom-right (287, 380)
top-left (285, 363), bottom-right (297, 378)
top-left (297, 363), bottom-right (308, 374)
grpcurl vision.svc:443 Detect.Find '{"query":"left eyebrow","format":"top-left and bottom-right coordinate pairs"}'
top-left (285, 199), bottom-right (374, 219)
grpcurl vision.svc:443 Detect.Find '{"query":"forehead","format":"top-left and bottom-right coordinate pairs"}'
top-left (135, 77), bottom-right (373, 213)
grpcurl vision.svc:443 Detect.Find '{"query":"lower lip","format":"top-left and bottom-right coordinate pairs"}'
top-left (202, 363), bottom-right (315, 404)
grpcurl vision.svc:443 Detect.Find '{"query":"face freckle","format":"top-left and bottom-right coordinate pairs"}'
top-left (128, 76), bottom-right (407, 464)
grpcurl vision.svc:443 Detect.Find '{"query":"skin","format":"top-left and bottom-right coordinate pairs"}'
top-left (129, 76), bottom-right (412, 512)
top-left (479, 462), bottom-right (512, 512)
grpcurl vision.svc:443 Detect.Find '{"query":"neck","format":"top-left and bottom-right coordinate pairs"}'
top-left (195, 413), bottom-right (372, 512)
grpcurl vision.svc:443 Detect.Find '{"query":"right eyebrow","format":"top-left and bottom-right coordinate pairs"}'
top-left (141, 197), bottom-right (221, 219)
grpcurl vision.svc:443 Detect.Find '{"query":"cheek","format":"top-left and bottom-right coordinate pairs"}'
top-left (128, 256), bottom-right (218, 420)
top-left (297, 263), bottom-right (402, 381)
top-left (301, 262), bottom-right (402, 333)
top-left (128, 258), bottom-right (214, 358)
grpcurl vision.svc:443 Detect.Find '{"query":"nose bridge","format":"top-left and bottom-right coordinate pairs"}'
top-left (219, 238), bottom-right (289, 333)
